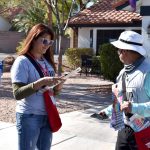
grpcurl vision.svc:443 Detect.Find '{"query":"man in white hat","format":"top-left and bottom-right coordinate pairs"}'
top-left (100, 31), bottom-right (150, 150)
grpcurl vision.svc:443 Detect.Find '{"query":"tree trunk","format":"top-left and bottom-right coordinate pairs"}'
top-left (78, 0), bottom-right (84, 9)
top-left (58, 35), bottom-right (63, 76)
top-left (44, 1), bottom-right (52, 28)
top-left (48, 8), bottom-right (52, 27)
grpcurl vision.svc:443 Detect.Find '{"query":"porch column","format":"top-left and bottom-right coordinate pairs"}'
top-left (93, 29), bottom-right (97, 54)
top-left (141, 0), bottom-right (150, 57)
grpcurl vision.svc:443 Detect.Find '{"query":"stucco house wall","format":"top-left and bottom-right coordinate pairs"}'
top-left (78, 27), bottom-right (98, 53)
top-left (78, 26), bottom-right (141, 54)
top-left (0, 16), bottom-right (11, 31)
top-left (0, 31), bottom-right (24, 53)
top-left (78, 28), bottom-right (91, 48)
top-left (141, 0), bottom-right (150, 57)
top-left (0, 16), bottom-right (24, 53)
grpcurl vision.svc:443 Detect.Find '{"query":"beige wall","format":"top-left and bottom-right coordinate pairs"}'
top-left (0, 31), bottom-right (25, 53)
top-left (0, 16), bottom-right (11, 31)
top-left (68, 28), bottom-right (78, 48)
top-left (142, 0), bottom-right (150, 57)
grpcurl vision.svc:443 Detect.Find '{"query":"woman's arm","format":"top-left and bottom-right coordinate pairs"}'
top-left (13, 76), bottom-right (63, 100)
top-left (12, 82), bottom-right (36, 100)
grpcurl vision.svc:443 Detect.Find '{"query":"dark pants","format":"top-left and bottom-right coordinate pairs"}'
top-left (115, 125), bottom-right (138, 150)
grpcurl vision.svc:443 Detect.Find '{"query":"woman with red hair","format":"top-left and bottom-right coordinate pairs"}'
top-left (11, 23), bottom-right (63, 150)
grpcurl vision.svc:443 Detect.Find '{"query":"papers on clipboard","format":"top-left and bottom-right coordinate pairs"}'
top-left (39, 67), bottom-right (81, 92)
top-left (128, 114), bottom-right (150, 132)
top-left (51, 67), bottom-right (81, 88)
top-left (62, 67), bottom-right (81, 80)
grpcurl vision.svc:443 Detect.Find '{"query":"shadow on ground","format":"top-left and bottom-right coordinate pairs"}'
top-left (57, 82), bottom-right (112, 112)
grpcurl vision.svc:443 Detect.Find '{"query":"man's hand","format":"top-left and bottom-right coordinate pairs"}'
top-left (120, 101), bottom-right (132, 113)
top-left (99, 112), bottom-right (109, 119)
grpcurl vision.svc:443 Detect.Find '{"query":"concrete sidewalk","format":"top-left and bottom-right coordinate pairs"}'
top-left (52, 109), bottom-right (117, 150)
top-left (0, 63), bottom-right (116, 149)
top-left (0, 109), bottom-right (117, 150)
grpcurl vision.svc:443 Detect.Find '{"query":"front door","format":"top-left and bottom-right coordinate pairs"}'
top-left (96, 30), bottom-right (124, 55)
top-left (96, 29), bottom-right (141, 55)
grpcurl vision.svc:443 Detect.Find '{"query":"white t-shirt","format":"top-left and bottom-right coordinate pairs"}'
top-left (11, 55), bottom-right (55, 115)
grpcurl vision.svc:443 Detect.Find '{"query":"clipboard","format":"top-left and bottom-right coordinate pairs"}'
top-left (52, 67), bottom-right (81, 88)
top-left (39, 67), bottom-right (81, 92)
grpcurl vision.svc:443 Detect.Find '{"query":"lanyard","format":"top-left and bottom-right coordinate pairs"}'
top-left (27, 53), bottom-right (49, 77)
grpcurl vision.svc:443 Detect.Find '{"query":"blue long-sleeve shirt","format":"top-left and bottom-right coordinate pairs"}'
top-left (103, 73), bottom-right (150, 118)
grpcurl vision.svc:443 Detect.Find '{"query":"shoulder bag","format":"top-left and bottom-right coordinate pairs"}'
top-left (25, 54), bottom-right (62, 133)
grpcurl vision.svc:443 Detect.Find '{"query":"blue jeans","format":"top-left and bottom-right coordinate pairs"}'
top-left (16, 113), bottom-right (53, 150)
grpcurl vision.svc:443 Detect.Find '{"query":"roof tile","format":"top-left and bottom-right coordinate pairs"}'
top-left (69, 0), bottom-right (141, 26)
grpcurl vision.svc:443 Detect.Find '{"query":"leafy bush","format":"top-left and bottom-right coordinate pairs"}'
top-left (16, 39), bottom-right (25, 53)
top-left (91, 56), bottom-right (101, 74)
top-left (99, 43), bottom-right (123, 82)
top-left (65, 48), bottom-right (93, 68)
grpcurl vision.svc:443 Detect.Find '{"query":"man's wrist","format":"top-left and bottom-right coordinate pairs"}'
top-left (129, 101), bottom-right (132, 113)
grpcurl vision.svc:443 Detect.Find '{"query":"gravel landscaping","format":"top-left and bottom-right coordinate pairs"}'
top-left (0, 73), bottom-right (90, 123)
top-left (0, 72), bottom-right (112, 124)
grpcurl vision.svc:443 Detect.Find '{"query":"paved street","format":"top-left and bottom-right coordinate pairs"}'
top-left (0, 53), bottom-right (17, 61)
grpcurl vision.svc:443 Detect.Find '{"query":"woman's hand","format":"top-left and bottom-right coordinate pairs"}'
top-left (54, 79), bottom-right (65, 95)
top-left (33, 76), bottom-right (63, 90)
top-left (43, 77), bottom-right (62, 86)
top-left (53, 76), bottom-right (66, 95)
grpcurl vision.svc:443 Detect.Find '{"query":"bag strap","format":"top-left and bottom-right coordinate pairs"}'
top-left (122, 72), bottom-right (133, 118)
top-left (122, 72), bottom-right (127, 101)
top-left (24, 54), bottom-right (44, 78)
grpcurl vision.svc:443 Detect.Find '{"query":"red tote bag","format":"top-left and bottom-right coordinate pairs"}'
top-left (134, 127), bottom-right (150, 150)
top-left (43, 90), bottom-right (62, 133)
top-left (24, 54), bottom-right (62, 132)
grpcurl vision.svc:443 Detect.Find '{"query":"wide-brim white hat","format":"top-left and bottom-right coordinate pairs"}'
top-left (111, 31), bottom-right (146, 57)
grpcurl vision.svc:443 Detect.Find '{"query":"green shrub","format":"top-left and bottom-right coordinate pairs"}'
top-left (91, 56), bottom-right (101, 74)
top-left (16, 39), bottom-right (25, 53)
top-left (99, 43), bottom-right (123, 82)
top-left (65, 48), bottom-right (93, 68)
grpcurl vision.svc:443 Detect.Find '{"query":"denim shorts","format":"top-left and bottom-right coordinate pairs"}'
top-left (16, 113), bottom-right (53, 150)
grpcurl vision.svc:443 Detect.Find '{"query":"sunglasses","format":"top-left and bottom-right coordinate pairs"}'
top-left (41, 38), bottom-right (54, 46)
top-left (117, 49), bottom-right (124, 55)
